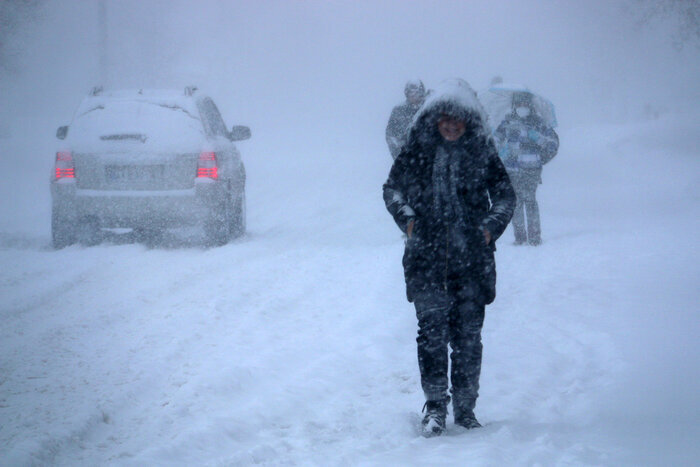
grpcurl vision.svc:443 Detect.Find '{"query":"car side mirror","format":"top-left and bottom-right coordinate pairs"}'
top-left (56, 125), bottom-right (69, 140)
top-left (229, 125), bottom-right (251, 141)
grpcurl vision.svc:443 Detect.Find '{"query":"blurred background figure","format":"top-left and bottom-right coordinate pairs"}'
top-left (385, 79), bottom-right (426, 160)
top-left (478, 76), bottom-right (504, 132)
top-left (493, 90), bottom-right (559, 245)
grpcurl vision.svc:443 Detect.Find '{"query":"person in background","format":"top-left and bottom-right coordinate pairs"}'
top-left (494, 92), bottom-right (558, 245)
top-left (385, 79), bottom-right (427, 160)
top-left (478, 75), bottom-right (504, 131)
top-left (383, 79), bottom-right (515, 437)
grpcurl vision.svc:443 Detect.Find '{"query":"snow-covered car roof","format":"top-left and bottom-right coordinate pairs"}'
top-left (73, 89), bottom-right (200, 118)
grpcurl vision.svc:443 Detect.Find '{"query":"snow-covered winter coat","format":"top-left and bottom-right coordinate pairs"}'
top-left (383, 79), bottom-right (516, 304)
top-left (493, 112), bottom-right (559, 183)
top-left (385, 101), bottom-right (422, 159)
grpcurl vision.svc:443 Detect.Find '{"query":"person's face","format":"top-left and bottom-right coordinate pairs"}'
top-left (515, 106), bottom-right (531, 118)
top-left (437, 115), bottom-right (466, 141)
top-left (407, 91), bottom-right (424, 106)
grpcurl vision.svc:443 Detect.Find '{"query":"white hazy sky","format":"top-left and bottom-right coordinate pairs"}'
top-left (1, 0), bottom-right (699, 160)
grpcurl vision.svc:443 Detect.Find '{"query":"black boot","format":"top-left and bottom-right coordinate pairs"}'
top-left (454, 407), bottom-right (481, 429)
top-left (421, 397), bottom-right (449, 437)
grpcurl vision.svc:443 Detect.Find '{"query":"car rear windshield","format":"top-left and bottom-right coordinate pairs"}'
top-left (69, 100), bottom-right (204, 145)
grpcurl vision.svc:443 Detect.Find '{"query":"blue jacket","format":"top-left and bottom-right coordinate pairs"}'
top-left (494, 112), bottom-right (558, 178)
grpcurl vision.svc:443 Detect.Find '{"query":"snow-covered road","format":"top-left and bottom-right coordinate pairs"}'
top-left (1, 115), bottom-right (698, 465)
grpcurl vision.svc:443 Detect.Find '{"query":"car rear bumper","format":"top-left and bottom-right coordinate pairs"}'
top-left (51, 180), bottom-right (226, 228)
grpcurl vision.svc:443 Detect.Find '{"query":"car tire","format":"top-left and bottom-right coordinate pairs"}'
top-left (76, 216), bottom-right (101, 246)
top-left (204, 200), bottom-right (231, 247)
top-left (230, 192), bottom-right (246, 239)
top-left (52, 210), bottom-right (76, 249)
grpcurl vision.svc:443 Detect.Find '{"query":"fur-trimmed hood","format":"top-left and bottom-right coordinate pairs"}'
top-left (407, 78), bottom-right (490, 149)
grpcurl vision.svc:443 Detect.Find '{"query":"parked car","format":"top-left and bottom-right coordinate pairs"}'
top-left (51, 86), bottom-right (250, 247)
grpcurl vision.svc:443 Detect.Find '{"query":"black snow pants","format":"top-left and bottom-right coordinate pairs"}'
top-left (509, 170), bottom-right (541, 244)
top-left (414, 289), bottom-right (485, 414)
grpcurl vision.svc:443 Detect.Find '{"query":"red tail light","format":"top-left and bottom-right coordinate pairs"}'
top-left (55, 151), bottom-right (75, 179)
top-left (197, 151), bottom-right (218, 179)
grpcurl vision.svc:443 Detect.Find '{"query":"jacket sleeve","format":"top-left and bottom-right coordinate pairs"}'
top-left (493, 120), bottom-right (506, 145)
top-left (383, 151), bottom-right (415, 234)
top-left (539, 126), bottom-right (559, 165)
top-left (525, 119), bottom-right (558, 165)
top-left (493, 120), bottom-right (517, 168)
top-left (481, 146), bottom-right (516, 241)
top-left (385, 107), bottom-right (403, 159)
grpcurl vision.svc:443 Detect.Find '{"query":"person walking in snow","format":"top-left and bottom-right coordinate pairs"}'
top-left (494, 91), bottom-right (559, 245)
top-left (383, 78), bottom-right (515, 437)
top-left (385, 79), bottom-right (427, 160)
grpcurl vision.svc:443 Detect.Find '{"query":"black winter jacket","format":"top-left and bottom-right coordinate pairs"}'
top-left (383, 86), bottom-right (515, 304)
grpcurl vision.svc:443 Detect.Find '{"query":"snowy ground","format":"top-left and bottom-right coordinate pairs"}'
top-left (1, 113), bottom-right (699, 465)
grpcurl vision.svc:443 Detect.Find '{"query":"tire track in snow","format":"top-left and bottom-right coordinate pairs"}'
top-left (1, 244), bottom-right (261, 464)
